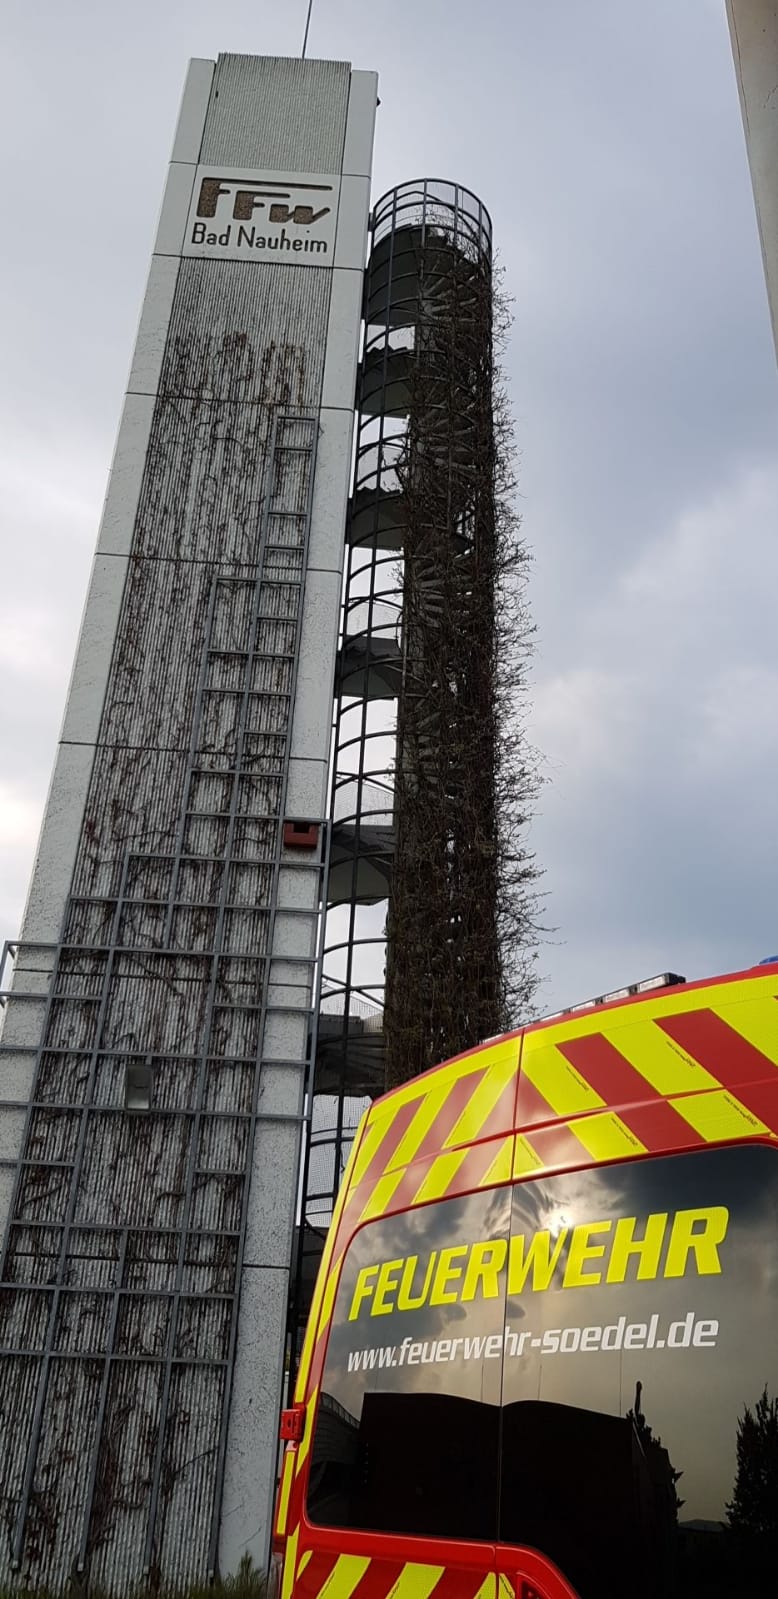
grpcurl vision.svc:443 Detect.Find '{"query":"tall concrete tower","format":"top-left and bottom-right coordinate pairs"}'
top-left (727, 0), bottom-right (778, 362)
top-left (0, 54), bottom-right (376, 1591)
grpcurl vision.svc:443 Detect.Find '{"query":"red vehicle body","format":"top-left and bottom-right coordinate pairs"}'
top-left (274, 962), bottom-right (778, 1599)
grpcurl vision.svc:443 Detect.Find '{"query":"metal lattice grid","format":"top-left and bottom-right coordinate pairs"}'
top-left (0, 412), bottom-right (324, 1590)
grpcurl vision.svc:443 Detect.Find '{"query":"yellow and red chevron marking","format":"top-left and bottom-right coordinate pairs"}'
top-left (300, 1035), bottom-right (521, 1397)
top-left (281, 965), bottom-right (778, 1599)
top-left (513, 966), bottom-right (778, 1171)
top-left (293, 1550), bottom-right (496, 1599)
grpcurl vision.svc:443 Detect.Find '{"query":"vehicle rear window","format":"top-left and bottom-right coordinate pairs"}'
top-left (309, 1144), bottom-right (778, 1599)
top-left (307, 1186), bottom-right (510, 1540)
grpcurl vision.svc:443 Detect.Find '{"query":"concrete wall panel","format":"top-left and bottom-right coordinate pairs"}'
top-left (284, 756), bottom-right (330, 819)
top-left (153, 161), bottom-right (198, 256)
top-left (60, 555), bottom-right (128, 746)
top-left (334, 175), bottom-right (371, 270)
top-left (321, 269), bottom-right (363, 410)
top-left (217, 1266), bottom-right (288, 1575)
top-left (127, 255), bottom-right (180, 397)
top-left (290, 569), bottom-right (344, 760)
top-left (727, 0), bottom-right (778, 359)
top-left (343, 71), bottom-right (379, 177)
top-left (201, 55), bottom-right (351, 172)
top-left (243, 1121), bottom-right (301, 1269)
top-left (96, 392), bottom-right (155, 556)
top-left (170, 57), bottom-right (214, 164)
top-left (308, 407), bottom-right (355, 570)
top-left (18, 742), bottom-right (96, 947)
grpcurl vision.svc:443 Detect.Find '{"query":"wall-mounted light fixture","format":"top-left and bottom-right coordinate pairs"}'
top-left (124, 1061), bottom-right (153, 1113)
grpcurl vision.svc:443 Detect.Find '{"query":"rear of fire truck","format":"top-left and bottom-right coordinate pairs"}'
top-left (275, 962), bottom-right (778, 1599)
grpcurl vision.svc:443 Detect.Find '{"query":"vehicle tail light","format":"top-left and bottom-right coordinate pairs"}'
top-left (280, 1404), bottom-right (306, 1442)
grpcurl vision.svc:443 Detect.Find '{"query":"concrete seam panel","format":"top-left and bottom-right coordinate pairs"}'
top-left (285, 757), bottom-right (329, 818)
top-left (333, 174), bottom-right (371, 270)
top-left (18, 742), bottom-right (96, 947)
top-left (290, 568), bottom-right (344, 762)
top-left (0, 1106), bottom-right (25, 1163)
top-left (269, 900), bottom-right (318, 959)
top-left (0, 1055), bottom-right (37, 1104)
top-left (96, 392), bottom-right (155, 556)
top-left (0, 996), bottom-right (47, 1052)
top-left (0, 1167), bottom-right (16, 1261)
top-left (2, 969), bottom-right (51, 1000)
top-left (726, 0), bottom-right (778, 359)
top-left (342, 70), bottom-right (379, 176)
top-left (307, 407), bottom-right (354, 572)
top-left (154, 161), bottom-right (198, 256)
top-left (262, 1011), bottom-right (308, 1061)
top-left (7, 946), bottom-right (56, 978)
top-left (255, 1065), bottom-right (306, 1122)
top-left (243, 1122), bottom-right (301, 1268)
top-left (217, 1265), bottom-right (290, 1576)
top-left (127, 255), bottom-right (180, 396)
top-left (276, 864), bottom-right (319, 913)
top-left (170, 58), bottom-right (215, 164)
top-left (60, 554), bottom-right (130, 745)
top-left (321, 269), bottom-right (363, 411)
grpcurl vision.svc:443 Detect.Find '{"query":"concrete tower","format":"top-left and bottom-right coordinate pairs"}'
top-left (0, 55), bottom-right (376, 1591)
top-left (727, 0), bottom-right (778, 361)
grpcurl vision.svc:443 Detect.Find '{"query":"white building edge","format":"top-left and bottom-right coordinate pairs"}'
top-left (727, 0), bottom-right (778, 362)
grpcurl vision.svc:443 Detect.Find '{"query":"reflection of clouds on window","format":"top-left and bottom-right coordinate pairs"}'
top-left (320, 1186), bottom-right (512, 1418)
top-left (311, 1145), bottom-right (778, 1590)
top-left (505, 1147), bottom-right (778, 1531)
top-left (518, 1161), bottom-right (629, 1238)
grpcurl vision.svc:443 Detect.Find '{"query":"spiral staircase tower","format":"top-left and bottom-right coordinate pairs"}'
top-left (295, 179), bottom-right (498, 1352)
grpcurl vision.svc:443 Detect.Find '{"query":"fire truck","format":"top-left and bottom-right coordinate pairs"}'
top-left (274, 962), bottom-right (778, 1599)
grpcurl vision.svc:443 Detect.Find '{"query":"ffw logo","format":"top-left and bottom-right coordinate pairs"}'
top-left (184, 167), bottom-right (340, 266)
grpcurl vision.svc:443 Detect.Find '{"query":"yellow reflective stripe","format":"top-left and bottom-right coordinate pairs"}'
top-left (358, 1167), bottom-right (406, 1222)
top-left (521, 1042), bottom-right (605, 1116)
top-left (670, 1089), bottom-right (770, 1141)
top-left (411, 1148), bottom-right (468, 1204)
top-left (319, 1555), bottom-right (371, 1599)
top-left (296, 1261), bottom-right (332, 1398)
top-left (281, 1529), bottom-right (299, 1599)
top-left (294, 1316), bottom-right (318, 1402)
top-left (718, 997), bottom-right (778, 1066)
top-left (387, 1082), bottom-right (453, 1172)
top-left (537, 973), bottom-right (775, 1046)
top-left (295, 1388), bottom-right (318, 1477)
top-left (444, 1044), bottom-right (517, 1149)
top-left (349, 1108), bottom-right (398, 1190)
top-left (275, 1449), bottom-right (294, 1535)
top-left (390, 1564), bottom-right (445, 1599)
top-left (513, 1134), bottom-right (544, 1177)
top-left (314, 1263), bottom-right (340, 1353)
top-left (607, 1021), bottom-right (719, 1096)
top-left (567, 1111), bottom-right (646, 1162)
top-left (498, 1579), bottom-right (514, 1599)
top-left (298, 1550), bottom-right (311, 1578)
top-left (479, 1135), bottom-right (514, 1187)
top-left (476, 1578), bottom-right (498, 1599)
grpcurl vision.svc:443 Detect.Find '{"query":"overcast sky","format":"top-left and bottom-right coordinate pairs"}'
top-left (1, 0), bottom-right (776, 1014)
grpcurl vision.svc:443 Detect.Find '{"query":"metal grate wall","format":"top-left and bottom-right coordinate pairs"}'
top-left (0, 413), bottom-right (321, 1589)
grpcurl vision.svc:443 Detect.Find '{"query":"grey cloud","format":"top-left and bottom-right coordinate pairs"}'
top-left (2, 0), bottom-right (777, 1021)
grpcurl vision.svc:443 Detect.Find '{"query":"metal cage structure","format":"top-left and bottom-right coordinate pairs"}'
top-left (293, 180), bottom-right (495, 1353)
